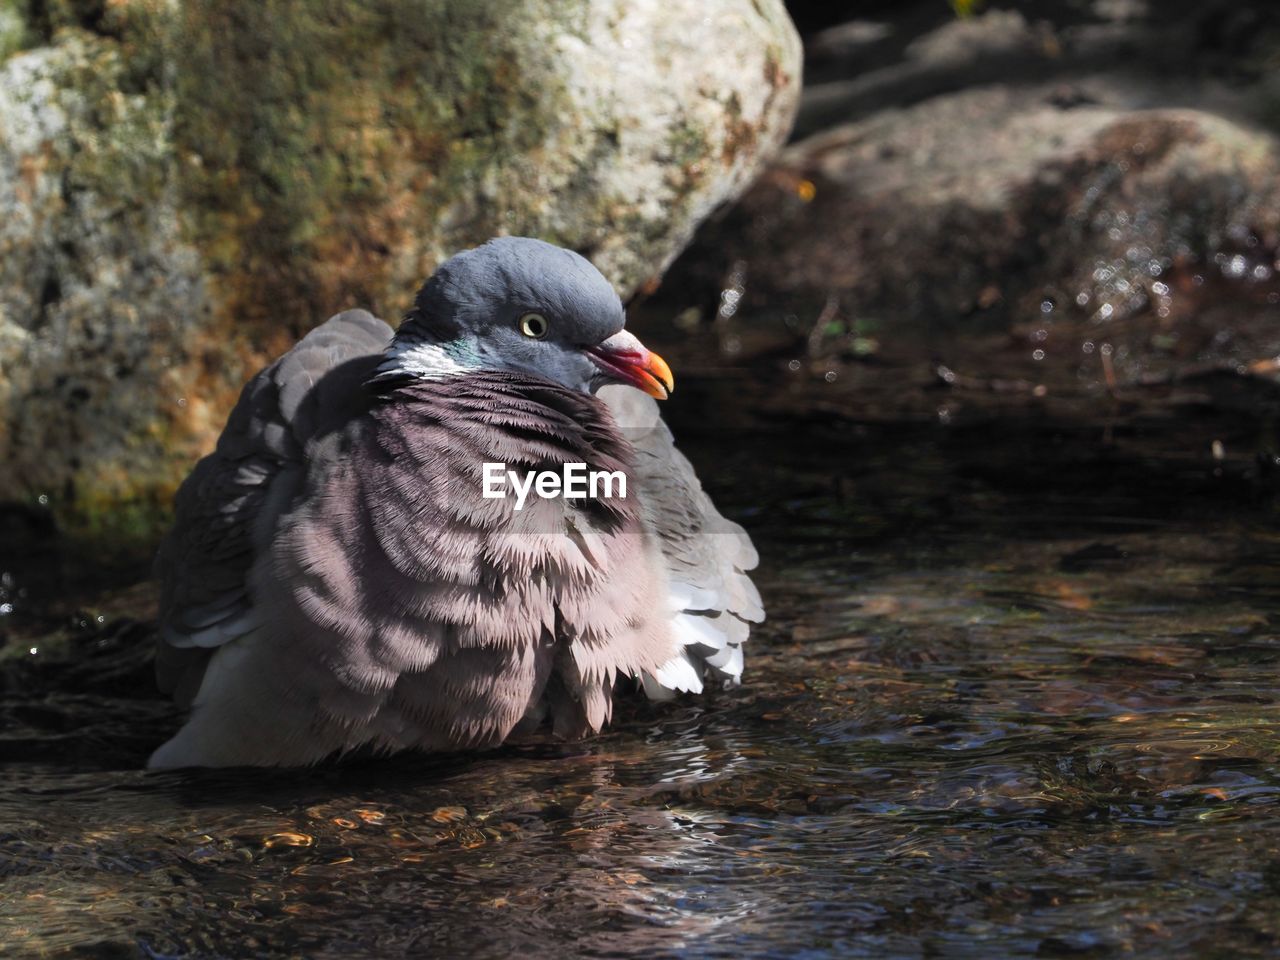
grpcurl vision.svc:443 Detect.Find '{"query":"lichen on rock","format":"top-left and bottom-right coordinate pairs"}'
top-left (0, 31), bottom-right (203, 552)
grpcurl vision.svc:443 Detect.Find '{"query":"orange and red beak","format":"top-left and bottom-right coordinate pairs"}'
top-left (587, 330), bottom-right (675, 399)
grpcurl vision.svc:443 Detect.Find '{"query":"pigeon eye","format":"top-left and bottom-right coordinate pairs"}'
top-left (518, 312), bottom-right (549, 339)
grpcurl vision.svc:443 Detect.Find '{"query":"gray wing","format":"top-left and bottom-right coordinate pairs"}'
top-left (155, 309), bottom-right (393, 703)
top-left (599, 385), bottom-right (764, 697)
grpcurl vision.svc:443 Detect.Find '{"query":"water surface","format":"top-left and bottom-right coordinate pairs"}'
top-left (3, 360), bottom-right (1280, 958)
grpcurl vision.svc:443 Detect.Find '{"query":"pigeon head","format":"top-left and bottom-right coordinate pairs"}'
top-left (381, 237), bottom-right (674, 399)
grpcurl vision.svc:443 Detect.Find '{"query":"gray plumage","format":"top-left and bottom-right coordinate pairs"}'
top-left (150, 238), bottom-right (762, 769)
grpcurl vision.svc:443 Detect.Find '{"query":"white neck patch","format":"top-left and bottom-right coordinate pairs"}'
top-left (374, 338), bottom-right (480, 382)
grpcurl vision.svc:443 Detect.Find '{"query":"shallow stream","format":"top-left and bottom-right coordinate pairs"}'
top-left (3, 355), bottom-right (1280, 958)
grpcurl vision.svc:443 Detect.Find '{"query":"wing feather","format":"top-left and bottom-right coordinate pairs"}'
top-left (599, 384), bottom-right (764, 694)
top-left (154, 310), bottom-right (392, 702)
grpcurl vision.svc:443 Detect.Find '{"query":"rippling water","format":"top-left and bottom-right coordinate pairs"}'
top-left (3, 366), bottom-right (1280, 958)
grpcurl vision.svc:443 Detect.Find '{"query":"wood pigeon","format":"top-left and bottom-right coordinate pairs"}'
top-left (149, 237), bottom-right (762, 769)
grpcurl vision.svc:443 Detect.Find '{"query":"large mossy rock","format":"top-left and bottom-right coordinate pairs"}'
top-left (0, 0), bottom-right (801, 546)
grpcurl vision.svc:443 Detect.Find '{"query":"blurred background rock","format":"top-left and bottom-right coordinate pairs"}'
top-left (647, 0), bottom-right (1280, 425)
